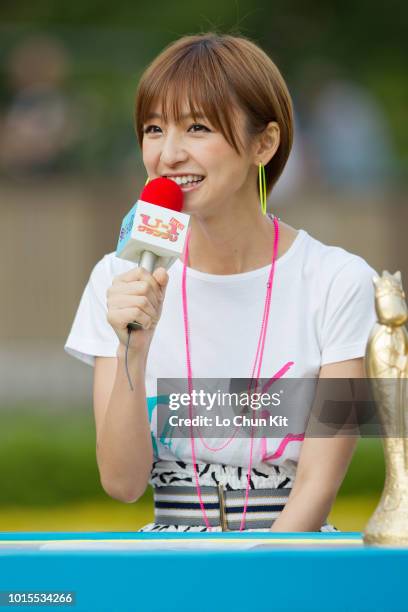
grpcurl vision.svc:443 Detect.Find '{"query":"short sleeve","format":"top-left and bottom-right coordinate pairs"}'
top-left (64, 255), bottom-right (119, 367)
top-left (320, 257), bottom-right (378, 365)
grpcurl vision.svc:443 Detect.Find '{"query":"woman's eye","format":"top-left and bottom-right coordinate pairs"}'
top-left (143, 123), bottom-right (210, 134)
top-left (188, 123), bottom-right (210, 133)
top-left (143, 125), bottom-right (162, 134)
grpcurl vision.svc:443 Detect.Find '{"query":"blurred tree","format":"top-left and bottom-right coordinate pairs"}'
top-left (0, 0), bottom-right (406, 170)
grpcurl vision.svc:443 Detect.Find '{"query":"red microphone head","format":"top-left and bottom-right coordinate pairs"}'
top-left (140, 177), bottom-right (183, 212)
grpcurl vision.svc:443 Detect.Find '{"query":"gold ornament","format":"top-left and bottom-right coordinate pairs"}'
top-left (363, 270), bottom-right (408, 545)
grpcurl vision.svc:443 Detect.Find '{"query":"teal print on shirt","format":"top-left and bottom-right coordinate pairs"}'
top-left (146, 394), bottom-right (180, 458)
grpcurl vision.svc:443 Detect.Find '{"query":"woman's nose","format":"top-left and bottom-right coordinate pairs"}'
top-left (160, 131), bottom-right (188, 165)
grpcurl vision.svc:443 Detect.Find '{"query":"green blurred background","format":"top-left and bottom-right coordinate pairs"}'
top-left (0, 406), bottom-right (386, 531)
top-left (0, 0), bottom-right (406, 532)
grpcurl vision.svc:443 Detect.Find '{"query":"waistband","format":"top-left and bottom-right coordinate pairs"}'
top-left (154, 484), bottom-right (291, 531)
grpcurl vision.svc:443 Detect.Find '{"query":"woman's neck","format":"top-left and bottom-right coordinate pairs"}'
top-left (182, 206), bottom-right (279, 275)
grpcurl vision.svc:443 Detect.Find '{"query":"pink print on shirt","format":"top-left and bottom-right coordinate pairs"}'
top-left (260, 360), bottom-right (305, 462)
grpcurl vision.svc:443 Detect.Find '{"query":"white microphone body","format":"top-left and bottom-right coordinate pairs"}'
top-left (116, 199), bottom-right (190, 330)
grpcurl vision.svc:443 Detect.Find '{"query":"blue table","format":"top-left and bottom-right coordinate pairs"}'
top-left (0, 532), bottom-right (406, 612)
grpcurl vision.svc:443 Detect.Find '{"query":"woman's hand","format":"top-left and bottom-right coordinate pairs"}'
top-left (107, 266), bottom-right (169, 356)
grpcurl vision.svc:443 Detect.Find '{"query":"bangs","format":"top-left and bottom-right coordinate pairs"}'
top-left (135, 42), bottom-right (244, 153)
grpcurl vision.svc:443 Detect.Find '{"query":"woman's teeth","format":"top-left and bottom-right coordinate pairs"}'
top-left (167, 175), bottom-right (204, 186)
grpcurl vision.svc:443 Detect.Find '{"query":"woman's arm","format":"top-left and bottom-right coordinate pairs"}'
top-left (269, 357), bottom-right (365, 532)
top-left (94, 346), bottom-right (153, 504)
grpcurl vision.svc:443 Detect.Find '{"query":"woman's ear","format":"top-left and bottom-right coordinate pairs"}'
top-left (254, 121), bottom-right (280, 165)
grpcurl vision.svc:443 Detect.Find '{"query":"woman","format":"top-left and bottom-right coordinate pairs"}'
top-left (65, 32), bottom-right (378, 532)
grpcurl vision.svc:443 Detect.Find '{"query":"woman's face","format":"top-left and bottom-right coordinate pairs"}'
top-left (142, 102), bottom-right (257, 216)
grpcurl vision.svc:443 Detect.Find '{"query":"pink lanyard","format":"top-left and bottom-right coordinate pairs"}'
top-left (181, 216), bottom-right (280, 530)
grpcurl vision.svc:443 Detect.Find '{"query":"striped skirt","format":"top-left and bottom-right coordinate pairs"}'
top-left (138, 460), bottom-right (339, 533)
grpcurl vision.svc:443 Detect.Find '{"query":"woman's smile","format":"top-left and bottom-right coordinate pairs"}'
top-left (163, 174), bottom-right (206, 193)
top-left (177, 178), bottom-right (205, 193)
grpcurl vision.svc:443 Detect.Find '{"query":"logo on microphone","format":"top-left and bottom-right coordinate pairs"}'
top-left (118, 207), bottom-right (136, 243)
top-left (138, 214), bottom-right (184, 242)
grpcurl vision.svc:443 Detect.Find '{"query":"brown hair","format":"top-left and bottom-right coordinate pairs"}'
top-left (135, 33), bottom-right (293, 196)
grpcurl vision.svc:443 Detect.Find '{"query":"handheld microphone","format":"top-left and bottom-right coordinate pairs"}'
top-left (116, 177), bottom-right (190, 331)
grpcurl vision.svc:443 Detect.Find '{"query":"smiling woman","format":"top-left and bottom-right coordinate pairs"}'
top-left (64, 32), bottom-right (379, 535)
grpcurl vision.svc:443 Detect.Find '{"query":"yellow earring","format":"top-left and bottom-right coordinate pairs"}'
top-left (258, 163), bottom-right (267, 215)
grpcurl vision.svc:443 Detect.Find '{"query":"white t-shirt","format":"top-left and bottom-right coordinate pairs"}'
top-left (65, 227), bottom-right (378, 471)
